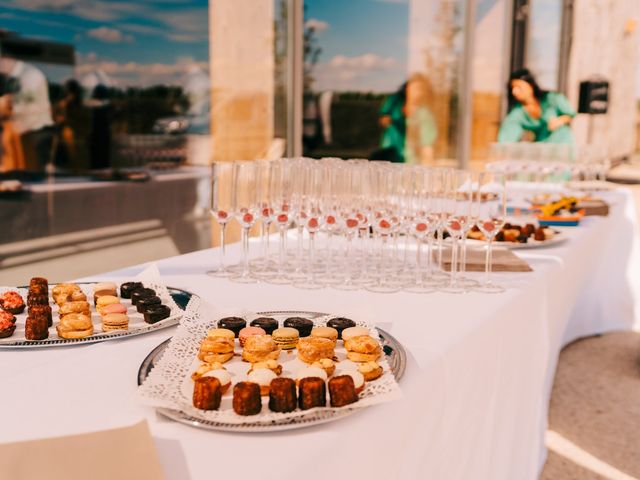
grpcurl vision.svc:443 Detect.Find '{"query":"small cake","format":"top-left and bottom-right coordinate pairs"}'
top-left (233, 382), bottom-right (262, 415)
top-left (297, 337), bottom-right (335, 364)
top-left (328, 375), bottom-right (359, 407)
top-left (136, 295), bottom-right (161, 314)
top-left (191, 362), bottom-right (226, 381)
top-left (0, 291), bottom-right (25, 314)
top-left (310, 326), bottom-right (338, 346)
top-left (0, 316), bottom-right (16, 338)
top-left (358, 361), bottom-right (383, 381)
top-left (242, 334), bottom-right (280, 363)
top-left (247, 368), bottom-right (277, 396)
top-left (268, 377), bottom-right (297, 413)
top-left (193, 377), bottom-right (222, 411)
top-left (130, 288), bottom-right (156, 306)
top-left (250, 317), bottom-right (279, 335)
top-left (96, 295), bottom-right (119, 315)
top-left (296, 366), bottom-right (328, 384)
top-left (25, 314), bottom-right (48, 340)
top-left (201, 369), bottom-right (232, 394)
top-left (100, 303), bottom-right (128, 316)
top-left (271, 327), bottom-right (299, 350)
top-left (238, 326), bottom-right (266, 347)
top-left (57, 313), bottom-right (94, 339)
top-left (298, 377), bottom-right (326, 410)
top-left (26, 293), bottom-right (49, 307)
top-left (311, 358), bottom-right (336, 377)
top-left (28, 304), bottom-right (52, 327)
top-left (52, 284), bottom-right (85, 306)
top-left (120, 281), bottom-right (142, 299)
top-left (0, 310), bottom-right (15, 324)
top-left (341, 326), bottom-right (370, 342)
top-left (335, 370), bottom-right (365, 394)
top-left (28, 277), bottom-right (48, 295)
top-left (92, 282), bottom-right (118, 295)
top-left (102, 313), bottom-right (129, 332)
top-left (198, 329), bottom-right (235, 363)
top-left (217, 317), bottom-right (246, 337)
top-left (248, 359), bottom-right (282, 376)
top-left (59, 301), bottom-right (91, 319)
top-left (326, 317), bottom-right (356, 339)
top-left (143, 305), bottom-right (171, 324)
top-left (344, 335), bottom-right (382, 362)
top-left (283, 317), bottom-right (313, 337)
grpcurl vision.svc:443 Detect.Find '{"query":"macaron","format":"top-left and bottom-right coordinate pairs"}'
top-left (311, 326), bottom-right (338, 345)
top-left (283, 317), bottom-right (313, 337)
top-left (341, 326), bottom-right (370, 342)
top-left (239, 326), bottom-right (266, 347)
top-left (93, 282), bottom-right (117, 294)
top-left (250, 317), bottom-right (279, 335)
top-left (326, 317), bottom-right (356, 339)
top-left (272, 327), bottom-right (299, 350)
top-left (206, 328), bottom-right (236, 340)
top-left (100, 303), bottom-right (128, 316)
top-left (96, 295), bottom-right (119, 315)
top-left (102, 313), bottom-right (129, 332)
top-left (217, 317), bottom-right (246, 337)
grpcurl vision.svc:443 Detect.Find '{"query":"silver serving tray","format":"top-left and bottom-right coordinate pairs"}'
top-left (0, 284), bottom-right (193, 348)
top-left (137, 310), bottom-right (407, 432)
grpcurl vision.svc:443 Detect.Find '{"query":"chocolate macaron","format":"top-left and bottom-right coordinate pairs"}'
top-left (327, 317), bottom-right (356, 339)
top-left (250, 317), bottom-right (279, 335)
top-left (217, 316), bottom-right (246, 337)
top-left (283, 317), bottom-right (313, 337)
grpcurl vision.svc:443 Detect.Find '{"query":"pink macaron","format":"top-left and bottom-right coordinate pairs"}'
top-left (101, 303), bottom-right (128, 316)
top-left (239, 326), bottom-right (266, 347)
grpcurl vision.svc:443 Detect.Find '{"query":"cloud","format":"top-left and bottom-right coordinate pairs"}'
top-left (87, 26), bottom-right (133, 43)
top-left (312, 53), bottom-right (401, 92)
top-left (329, 53), bottom-right (396, 70)
top-left (305, 18), bottom-right (329, 32)
top-left (7, 0), bottom-right (145, 22)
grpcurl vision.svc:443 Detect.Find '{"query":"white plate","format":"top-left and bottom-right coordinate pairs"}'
top-left (464, 231), bottom-right (567, 250)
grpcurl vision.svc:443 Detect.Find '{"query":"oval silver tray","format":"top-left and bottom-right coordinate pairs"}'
top-left (0, 284), bottom-right (193, 348)
top-left (137, 310), bottom-right (407, 432)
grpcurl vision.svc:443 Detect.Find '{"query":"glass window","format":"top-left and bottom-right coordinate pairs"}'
top-left (526, 0), bottom-right (563, 90)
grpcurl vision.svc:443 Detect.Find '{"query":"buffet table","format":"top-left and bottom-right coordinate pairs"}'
top-left (0, 188), bottom-right (637, 480)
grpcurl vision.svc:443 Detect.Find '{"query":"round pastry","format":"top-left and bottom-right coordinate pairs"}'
top-left (310, 326), bottom-right (338, 345)
top-left (59, 301), bottom-right (91, 318)
top-left (311, 358), bottom-right (336, 377)
top-left (0, 317), bottom-right (16, 338)
top-left (120, 281), bottom-right (142, 299)
top-left (136, 295), bottom-right (161, 314)
top-left (298, 377), bottom-right (326, 410)
top-left (28, 304), bottom-right (52, 327)
top-left (52, 284), bottom-right (83, 306)
top-left (296, 366), bottom-right (328, 385)
top-left (250, 317), bottom-right (279, 335)
top-left (27, 293), bottom-right (49, 307)
top-left (0, 291), bottom-right (25, 314)
top-left (328, 375), bottom-right (359, 407)
top-left (56, 313), bottom-right (94, 339)
top-left (297, 337), bottom-right (335, 364)
top-left (247, 368), bottom-right (277, 396)
top-left (341, 326), bottom-right (370, 342)
top-left (248, 359), bottom-right (282, 376)
top-left (238, 326), bottom-right (266, 347)
top-left (93, 282), bottom-right (118, 294)
top-left (344, 335), bottom-right (382, 362)
top-left (191, 362), bottom-right (226, 381)
top-left (271, 327), bottom-right (299, 350)
top-left (25, 314), bottom-right (49, 340)
top-left (143, 305), bottom-right (171, 324)
top-left (233, 382), bottom-right (262, 415)
top-left (283, 317), bottom-right (313, 337)
top-left (242, 334), bottom-right (280, 363)
top-left (130, 288), bottom-right (156, 306)
top-left (358, 361), bottom-right (383, 381)
top-left (217, 317), bottom-right (246, 337)
top-left (102, 313), bottom-right (129, 332)
top-left (201, 369), bottom-right (232, 394)
top-left (335, 370), bottom-right (365, 394)
top-left (28, 277), bottom-right (48, 295)
top-left (193, 377), bottom-right (222, 411)
top-left (198, 331), bottom-right (235, 363)
top-left (100, 303), bottom-right (128, 316)
top-left (269, 377), bottom-right (297, 413)
top-left (206, 328), bottom-right (235, 340)
top-left (96, 295), bottom-right (120, 315)
top-left (326, 317), bottom-right (356, 339)
top-left (0, 310), bottom-right (16, 324)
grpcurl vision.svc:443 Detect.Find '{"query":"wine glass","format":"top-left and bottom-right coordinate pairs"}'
top-left (207, 162), bottom-right (234, 277)
top-left (231, 161), bottom-right (259, 283)
top-left (334, 162), bottom-right (361, 290)
top-left (267, 159), bottom-right (294, 285)
top-left (254, 159), bottom-right (275, 277)
top-left (474, 172), bottom-right (507, 293)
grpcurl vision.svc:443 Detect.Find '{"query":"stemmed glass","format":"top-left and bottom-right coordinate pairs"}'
top-left (295, 162), bottom-right (324, 289)
top-left (334, 163), bottom-right (360, 290)
top-left (268, 159), bottom-right (293, 285)
top-left (231, 161), bottom-right (259, 283)
top-left (474, 172), bottom-right (507, 293)
top-left (291, 157), bottom-right (311, 280)
top-left (207, 162), bottom-right (234, 277)
top-left (254, 159), bottom-right (275, 277)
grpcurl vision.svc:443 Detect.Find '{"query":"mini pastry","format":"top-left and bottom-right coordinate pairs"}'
top-left (28, 277), bottom-right (48, 295)
top-left (238, 326), bottom-right (266, 347)
top-left (28, 305), bottom-right (52, 327)
top-left (120, 281), bottom-right (142, 299)
top-left (297, 337), bottom-right (335, 364)
top-left (102, 313), bottom-right (129, 332)
top-left (358, 361), bottom-right (383, 381)
top-left (283, 317), bottom-right (313, 337)
top-left (198, 329), bottom-right (235, 363)
top-left (242, 334), bottom-right (281, 363)
top-left (341, 326), bottom-right (370, 342)
top-left (201, 369), bottom-right (232, 394)
top-left (248, 359), bottom-right (282, 376)
top-left (25, 314), bottom-right (49, 340)
top-left (130, 288), bottom-right (156, 306)
top-left (298, 377), bottom-right (326, 410)
top-left (250, 317), bottom-right (279, 335)
top-left (328, 375), bottom-right (359, 407)
top-left (193, 377), bottom-right (222, 410)
top-left (311, 358), bottom-right (336, 377)
top-left (336, 370), bottom-right (365, 394)
top-left (136, 295), bottom-right (161, 313)
top-left (268, 377), bottom-right (297, 413)
top-left (27, 293), bottom-right (49, 307)
top-left (0, 310), bottom-right (15, 324)
top-left (57, 313), bottom-right (94, 339)
top-left (52, 284), bottom-right (85, 306)
top-left (96, 295), bottom-right (120, 314)
top-left (247, 368), bottom-right (277, 396)
top-left (344, 335), bottom-right (382, 362)
top-left (93, 282), bottom-right (118, 294)
top-left (59, 301), bottom-right (91, 318)
top-left (326, 317), bottom-right (356, 339)
top-left (217, 317), bottom-right (246, 337)
top-left (0, 317), bottom-right (16, 338)
top-left (191, 362), bottom-right (226, 381)
top-left (143, 305), bottom-right (171, 324)
top-left (0, 291), bottom-right (25, 314)
top-left (296, 366), bottom-right (328, 384)
top-left (100, 303), bottom-right (128, 316)
top-left (310, 326), bottom-right (338, 345)
top-left (271, 327), bottom-right (299, 350)
top-left (233, 382), bottom-right (262, 415)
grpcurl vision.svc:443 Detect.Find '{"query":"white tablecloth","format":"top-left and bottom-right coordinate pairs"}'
top-left (1, 188), bottom-right (637, 480)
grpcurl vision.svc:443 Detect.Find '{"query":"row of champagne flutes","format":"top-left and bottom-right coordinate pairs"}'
top-left (208, 158), bottom-right (507, 293)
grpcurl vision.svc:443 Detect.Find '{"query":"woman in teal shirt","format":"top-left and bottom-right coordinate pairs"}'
top-left (498, 68), bottom-right (576, 144)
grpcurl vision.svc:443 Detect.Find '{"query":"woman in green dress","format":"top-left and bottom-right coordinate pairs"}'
top-left (498, 68), bottom-right (575, 145)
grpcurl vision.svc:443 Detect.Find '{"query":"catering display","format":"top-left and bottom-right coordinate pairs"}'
top-left (467, 223), bottom-right (566, 249)
top-left (137, 303), bottom-right (404, 432)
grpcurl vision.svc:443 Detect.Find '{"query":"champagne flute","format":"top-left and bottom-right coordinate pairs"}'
top-left (231, 161), bottom-right (259, 283)
top-left (295, 162), bottom-right (324, 289)
top-left (207, 162), bottom-right (234, 277)
top-left (334, 163), bottom-right (360, 290)
top-left (254, 159), bottom-right (275, 276)
top-left (268, 159), bottom-right (293, 285)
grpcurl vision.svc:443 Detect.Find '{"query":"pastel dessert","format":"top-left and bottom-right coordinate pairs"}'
top-left (136, 295), bottom-right (161, 313)
top-left (247, 368), bottom-right (277, 396)
top-left (100, 303), bottom-right (128, 316)
top-left (328, 375), bottom-right (359, 407)
top-left (96, 295), bottom-right (119, 315)
top-left (233, 382), bottom-right (262, 415)
top-left (297, 337), bottom-right (335, 364)
top-left (143, 305), bottom-right (171, 324)
top-left (92, 282), bottom-right (117, 294)
top-left (283, 317), bottom-right (313, 337)
top-left (271, 327), bottom-right (299, 350)
top-left (0, 291), bottom-right (25, 314)
top-left (310, 326), bottom-right (338, 345)
top-left (193, 377), bottom-right (222, 411)
top-left (238, 326), bottom-right (266, 347)
top-left (217, 317), bottom-right (246, 337)
top-left (102, 313), bottom-right (129, 332)
top-left (341, 326), bottom-right (370, 342)
top-left (242, 335), bottom-right (280, 363)
top-left (268, 377), bottom-right (297, 413)
top-left (326, 317), bottom-right (356, 339)
top-left (298, 377), bottom-right (326, 410)
top-left (250, 317), bottom-right (279, 335)
top-left (201, 369), bottom-right (232, 394)
top-left (57, 313), bottom-right (94, 339)
top-left (119, 281), bottom-right (142, 299)
top-left (344, 335), bottom-right (382, 362)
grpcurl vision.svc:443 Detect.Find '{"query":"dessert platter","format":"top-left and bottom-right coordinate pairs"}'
top-left (137, 307), bottom-right (406, 432)
top-left (0, 277), bottom-right (190, 348)
top-left (467, 222), bottom-right (567, 249)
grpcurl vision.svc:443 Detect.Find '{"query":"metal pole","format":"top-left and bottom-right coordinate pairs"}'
top-left (287, 0), bottom-right (304, 157)
top-left (457, 0), bottom-right (476, 169)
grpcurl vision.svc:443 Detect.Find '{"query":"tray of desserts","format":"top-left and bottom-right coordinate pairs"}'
top-left (467, 222), bottom-right (567, 249)
top-left (0, 277), bottom-right (191, 348)
top-left (137, 310), bottom-right (405, 432)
